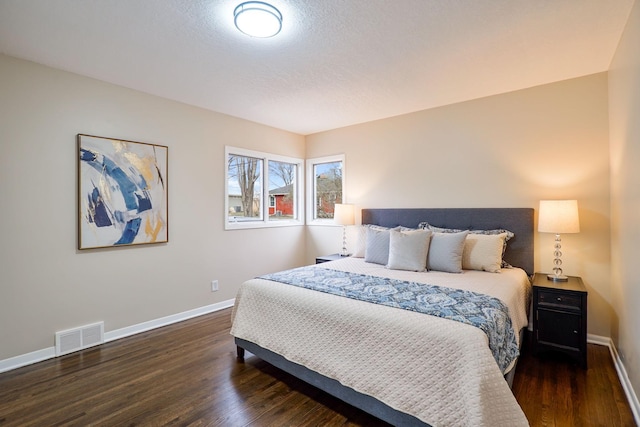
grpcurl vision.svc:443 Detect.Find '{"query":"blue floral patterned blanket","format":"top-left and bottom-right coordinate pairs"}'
top-left (259, 266), bottom-right (518, 373)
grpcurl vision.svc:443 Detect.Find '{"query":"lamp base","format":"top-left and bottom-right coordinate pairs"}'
top-left (547, 274), bottom-right (569, 282)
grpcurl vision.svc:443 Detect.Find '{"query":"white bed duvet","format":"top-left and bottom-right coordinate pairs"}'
top-left (231, 257), bottom-right (531, 426)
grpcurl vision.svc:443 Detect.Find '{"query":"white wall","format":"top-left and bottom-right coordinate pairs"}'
top-left (0, 54), bottom-right (306, 360)
top-left (306, 74), bottom-right (613, 337)
top-left (609, 0), bottom-right (640, 400)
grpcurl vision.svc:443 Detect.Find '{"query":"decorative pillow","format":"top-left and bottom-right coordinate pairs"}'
top-left (386, 229), bottom-right (432, 272)
top-left (355, 225), bottom-right (402, 259)
top-left (353, 225), bottom-right (368, 258)
top-left (462, 233), bottom-right (507, 273)
top-left (365, 226), bottom-right (393, 265)
top-left (418, 222), bottom-right (514, 240)
top-left (426, 231), bottom-right (469, 273)
top-left (418, 222), bottom-right (515, 267)
top-left (354, 225), bottom-right (391, 258)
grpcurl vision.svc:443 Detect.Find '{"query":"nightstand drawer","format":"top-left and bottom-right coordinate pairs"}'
top-left (537, 290), bottom-right (582, 310)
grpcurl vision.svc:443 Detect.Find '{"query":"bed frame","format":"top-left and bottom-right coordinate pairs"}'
top-left (236, 208), bottom-right (534, 426)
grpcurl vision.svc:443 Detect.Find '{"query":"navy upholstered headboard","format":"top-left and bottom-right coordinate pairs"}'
top-left (361, 208), bottom-right (534, 276)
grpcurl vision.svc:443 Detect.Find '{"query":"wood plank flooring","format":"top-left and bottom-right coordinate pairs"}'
top-left (0, 308), bottom-right (635, 426)
top-left (513, 336), bottom-right (636, 426)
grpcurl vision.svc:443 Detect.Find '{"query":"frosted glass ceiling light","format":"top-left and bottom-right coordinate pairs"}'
top-left (234, 2), bottom-right (282, 38)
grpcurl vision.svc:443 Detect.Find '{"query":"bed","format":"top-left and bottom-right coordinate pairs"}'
top-left (231, 208), bottom-right (533, 426)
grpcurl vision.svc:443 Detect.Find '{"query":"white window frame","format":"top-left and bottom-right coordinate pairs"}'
top-left (306, 154), bottom-right (345, 226)
top-left (225, 146), bottom-right (304, 230)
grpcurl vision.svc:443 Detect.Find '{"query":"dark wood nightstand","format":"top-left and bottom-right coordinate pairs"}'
top-left (315, 253), bottom-right (345, 264)
top-left (532, 273), bottom-right (588, 368)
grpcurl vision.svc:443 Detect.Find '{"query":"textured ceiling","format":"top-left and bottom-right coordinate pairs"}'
top-left (0, 0), bottom-right (635, 135)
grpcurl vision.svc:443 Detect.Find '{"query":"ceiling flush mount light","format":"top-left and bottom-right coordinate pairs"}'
top-left (234, 1), bottom-right (282, 38)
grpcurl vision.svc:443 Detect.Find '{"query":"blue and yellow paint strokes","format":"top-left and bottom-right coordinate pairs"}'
top-left (78, 135), bottom-right (167, 249)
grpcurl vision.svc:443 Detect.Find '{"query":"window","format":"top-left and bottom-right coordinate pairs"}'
top-left (227, 152), bottom-right (263, 222)
top-left (226, 146), bottom-right (303, 229)
top-left (306, 154), bottom-right (345, 225)
top-left (268, 159), bottom-right (298, 221)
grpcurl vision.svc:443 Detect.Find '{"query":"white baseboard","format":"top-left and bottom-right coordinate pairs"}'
top-left (588, 334), bottom-right (640, 424)
top-left (0, 299), bottom-right (235, 374)
top-left (587, 333), bottom-right (611, 347)
top-left (0, 347), bottom-right (56, 374)
top-left (104, 299), bottom-right (235, 342)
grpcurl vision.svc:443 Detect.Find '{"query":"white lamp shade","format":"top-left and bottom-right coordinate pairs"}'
top-left (334, 203), bottom-right (355, 226)
top-left (538, 200), bottom-right (580, 234)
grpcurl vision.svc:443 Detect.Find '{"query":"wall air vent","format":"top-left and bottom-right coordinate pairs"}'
top-left (55, 321), bottom-right (104, 356)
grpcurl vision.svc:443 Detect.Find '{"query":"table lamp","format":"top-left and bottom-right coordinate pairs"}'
top-left (334, 203), bottom-right (355, 257)
top-left (538, 200), bottom-right (580, 281)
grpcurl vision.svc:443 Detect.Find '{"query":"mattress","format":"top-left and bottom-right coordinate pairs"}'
top-left (231, 257), bottom-right (531, 426)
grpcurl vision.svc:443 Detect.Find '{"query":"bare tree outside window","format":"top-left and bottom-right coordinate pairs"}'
top-left (228, 154), bottom-right (262, 220)
top-left (314, 161), bottom-right (343, 219)
top-left (270, 161), bottom-right (295, 188)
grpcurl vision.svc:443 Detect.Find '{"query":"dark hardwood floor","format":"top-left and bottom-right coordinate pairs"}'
top-left (513, 336), bottom-right (636, 426)
top-left (0, 308), bottom-right (635, 426)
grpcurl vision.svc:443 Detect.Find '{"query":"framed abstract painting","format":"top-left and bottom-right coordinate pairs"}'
top-left (77, 134), bottom-right (168, 250)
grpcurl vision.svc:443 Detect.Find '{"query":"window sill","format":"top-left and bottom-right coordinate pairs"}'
top-left (225, 219), bottom-right (304, 230)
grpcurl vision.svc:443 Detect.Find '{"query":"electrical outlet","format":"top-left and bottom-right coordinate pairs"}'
top-left (211, 280), bottom-right (219, 292)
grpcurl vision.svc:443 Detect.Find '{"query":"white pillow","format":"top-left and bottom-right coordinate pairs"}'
top-left (418, 222), bottom-right (515, 268)
top-left (352, 225), bottom-right (368, 258)
top-left (355, 225), bottom-right (400, 259)
top-left (462, 233), bottom-right (507, 273)
top-left (364, 227), bottom-right (392, 265)
top-left (387, 229), bottom-right (432, 272)
top-left (427, 231), bottom-right (469, 273)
